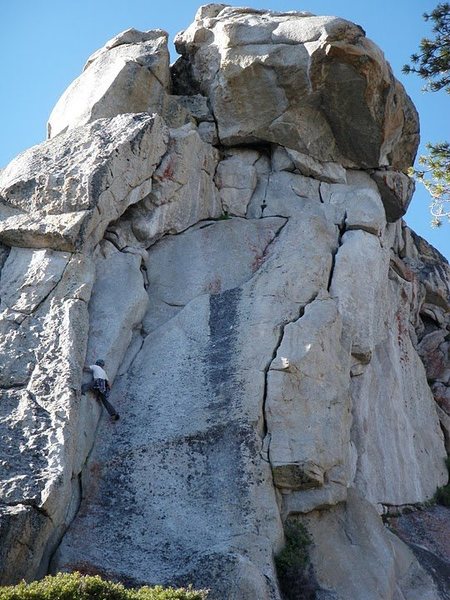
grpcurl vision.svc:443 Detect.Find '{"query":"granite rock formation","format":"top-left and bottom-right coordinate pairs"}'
top-left (1, 5), bottom-right (449, 600)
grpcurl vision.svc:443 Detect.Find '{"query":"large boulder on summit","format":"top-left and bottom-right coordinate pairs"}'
top-left (174, 5), bottom-right (419, 172)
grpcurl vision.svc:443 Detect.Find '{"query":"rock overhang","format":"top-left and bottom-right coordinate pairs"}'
top-left (173, 3), bottom-right (419, 172)
top-left (0, 113), bottom-right (169, 252)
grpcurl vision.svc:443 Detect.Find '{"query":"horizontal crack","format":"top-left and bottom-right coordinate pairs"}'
top-left (1, 499), bottom-right (53, 522)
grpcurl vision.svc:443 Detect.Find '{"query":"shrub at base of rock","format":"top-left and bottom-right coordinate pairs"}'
top-left (435, 457), bottom-right (450, 507)
top-left (275, 520), bottom-right (316, 600)
top-left (0, 573), bottom-right (207, 600)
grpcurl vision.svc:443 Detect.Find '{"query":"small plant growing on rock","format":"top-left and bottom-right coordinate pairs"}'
top-left (435, 456), bottom-right (450, 506)
top-left (275, 519), bottom-right (316, 600)
top-left (0, 573), bottom-right (207, 600)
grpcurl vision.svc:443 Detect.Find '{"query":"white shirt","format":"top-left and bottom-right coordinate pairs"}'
top-left (89, 365), bottom-right (109, 381)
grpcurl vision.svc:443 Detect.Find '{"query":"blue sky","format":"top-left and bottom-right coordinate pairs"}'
top-left (1, 1), bottom-right (448, 259)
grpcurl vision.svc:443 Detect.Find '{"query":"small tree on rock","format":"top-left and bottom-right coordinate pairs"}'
top-left (403, 3), bottom-right (450, 226)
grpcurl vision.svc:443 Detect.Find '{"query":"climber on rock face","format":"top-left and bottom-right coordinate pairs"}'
top-left (82, 359), bottom-right (120, 421)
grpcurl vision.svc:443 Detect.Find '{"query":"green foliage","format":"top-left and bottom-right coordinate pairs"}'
top-left (0, 573), bottom-right (207, 600)
top-left (435, 484), bottom-right (450, 506)
top-left (402, 3), bottom-right (450, 92)
top-left (403, 3), bottom-right (450, 225)
top-left (275, 520), bottom-right (315, 600)
top-left (435, 455), bottom-right (450, 506)
top-left (411, 141), bottom-right (450, 226)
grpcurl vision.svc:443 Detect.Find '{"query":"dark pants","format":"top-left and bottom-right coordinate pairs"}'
top-left (82, 379), bottom-right (119, 417)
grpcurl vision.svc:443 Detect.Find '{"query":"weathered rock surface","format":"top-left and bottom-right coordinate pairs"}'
top-left (105, 123), bottom-right (222, 250)
top-left (303, 489), bottom-right (442, 600)
top-left (388, 506), bottom-right (450, 600)
top-left (0, 113), bottom-right (168, 252)
top-left (174, 5), bottom-right (419, 172)
top-left (48, 30), bottom-right (172, 138)
top-left (0, 250), bottom-right (94, 582)
top-left (371, 169), bottom-right (416, 222)
top-left (1, 5), bottom-right (449, 600)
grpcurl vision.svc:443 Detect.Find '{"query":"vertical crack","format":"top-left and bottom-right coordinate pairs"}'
top-left (327, 214), bottom-right (347, 293)
top-left (140, 258), bottom-right (149, 290)
top-left (319, 182), bottom-right (325, 203)
top-left (260, 172), bottom-right (271, 217)
top-left (209, 105), bottom-right (222, 146)
top-left (260, 295), bottom-right (320, 463)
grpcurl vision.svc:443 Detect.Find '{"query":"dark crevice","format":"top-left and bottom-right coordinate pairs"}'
top-left (318, 182), bottom-right (325, 203)
top-left (438, 420), bottom-right (449, 452)
top-left (260, 321), bottom-right (286, 452)
top-left (327, 250), bottom-right (338, 293)
top-left (262, 218), bottom-right (289, 265)
top-left (124, 331), bottom-right (147, 375)
top-left (0, 382), bottom-right (27, 391)
top-left (197, 222), bottom-right (216, 230)
top-left (260, 172), bottom-right (271, 217)
top-left (160, 299), bottom-right (186, 308)
top-left (346, 224), bottom-right (381, 237)
top-left (140, 259), bottom-right (149, 290)
top-left (170, 56), bottom-right (202, 96)
top-left (209, 108), bottom-right (222, 147)
top-left (103, 230), bottom-right (126, 252)
top-left (2, 499), bottom-right (53, 523)
top-left (326, 215), bottom-right (347, 293)
top-left (260, 293), bottom-right (318, 463)
top-left (420, 312), bottom-right (442, 337)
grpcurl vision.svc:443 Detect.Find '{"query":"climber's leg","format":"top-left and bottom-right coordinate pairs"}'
top-left (81, 381), bottom-right (95, 394)
top-left (98, 391), bottom-right (120, 420)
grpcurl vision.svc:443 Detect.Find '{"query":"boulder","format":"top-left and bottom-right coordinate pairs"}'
top-left (48, 30), bottom-right (171, 138)
top-left (215, 149), bottom-right (259, 216)
top-left (303, 489), bottom-right (441, 600)
top-left (174, 6), bottom-right (419, 170)
top-left (0, 113), bottom-right (168, 252)
top-left (371, 169), bottom-right (416, 221)
top-left (320, 180), bottom-right (386, 235)
top-left (330, 229), bottom-right (389, 357)
top-left (272, 146), bottom-right (347, 184)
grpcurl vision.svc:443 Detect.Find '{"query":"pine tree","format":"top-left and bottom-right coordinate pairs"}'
top-left (403, 3), bottom-right (450, 226)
